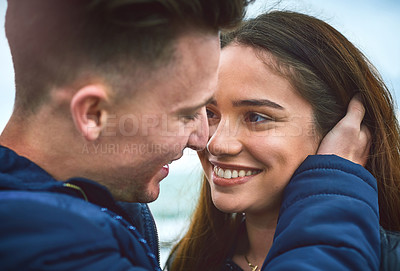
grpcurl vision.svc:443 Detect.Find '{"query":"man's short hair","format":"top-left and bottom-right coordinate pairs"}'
top-left (6, 0), bottom-right (250, 112)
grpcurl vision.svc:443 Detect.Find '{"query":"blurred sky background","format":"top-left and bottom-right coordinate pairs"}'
top-left (1, 0), bottom-right (399, 266)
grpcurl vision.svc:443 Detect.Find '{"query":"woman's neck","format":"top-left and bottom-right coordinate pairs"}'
top-left (233, 211), bottom-right (278, 271)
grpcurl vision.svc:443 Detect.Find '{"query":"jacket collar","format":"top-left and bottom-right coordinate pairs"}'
top-left (0, 145), bottom-right (129, 220)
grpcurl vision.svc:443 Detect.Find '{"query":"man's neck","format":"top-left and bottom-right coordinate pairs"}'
top-left (0, 112), bottom-right (81, 182)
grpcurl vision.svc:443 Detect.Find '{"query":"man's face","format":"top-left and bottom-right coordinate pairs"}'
top-left (94, 32), bottom-right (219, 202)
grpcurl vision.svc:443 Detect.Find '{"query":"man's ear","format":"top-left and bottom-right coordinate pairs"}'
top-left (70, 85), bottom-right (109, 141)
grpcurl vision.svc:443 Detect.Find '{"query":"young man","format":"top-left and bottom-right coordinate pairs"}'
top-left (0, 0), bottom-right (379, 270)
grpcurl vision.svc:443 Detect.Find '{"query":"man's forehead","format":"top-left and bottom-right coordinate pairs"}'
top-left (162, 71), bottom-right (217, 114)
top-left (143, 32), bottom-right (219, 113)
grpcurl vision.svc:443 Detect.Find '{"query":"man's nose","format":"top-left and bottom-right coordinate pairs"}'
top-left (186, 107), bottom-right (209, 151)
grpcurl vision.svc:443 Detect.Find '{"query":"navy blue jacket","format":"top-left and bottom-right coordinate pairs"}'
top-left (0, 146), bottom-right (160, 271)
top-left (263, 155), bottom-right (380, 270)
top-left (220, 155), bottom-right (380, 271)
top-left (0, 146), bottom-right (380, 270)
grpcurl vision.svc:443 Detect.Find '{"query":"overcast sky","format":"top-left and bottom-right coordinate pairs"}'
top-left (1, 0), bottom-right (399, 133)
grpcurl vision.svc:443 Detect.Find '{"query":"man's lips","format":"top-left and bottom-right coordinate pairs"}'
top-left (154, 164), bottom-right (169, 182)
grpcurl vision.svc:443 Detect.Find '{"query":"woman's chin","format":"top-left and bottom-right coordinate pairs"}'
top-left (213, 201), bottom-right (243, 214)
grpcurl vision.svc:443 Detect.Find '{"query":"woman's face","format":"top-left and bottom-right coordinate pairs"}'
top-left (199, 45), bottom-right (320, 215)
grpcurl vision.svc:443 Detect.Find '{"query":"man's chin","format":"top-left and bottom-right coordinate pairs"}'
top-left (113, 183), bottom-right (160, 203)
top-left (138, 178), bottom-right (161, 203)
top-left (137, 187), bottom-right (160, 203)
top-left (133, 166), bottom-right (168, 202)
top-left (114, 166), bottom-right (167, 203)
top-left (117, 192), bottom-right (159, 203)
top-left (143, 179), bottom-right (162, 203)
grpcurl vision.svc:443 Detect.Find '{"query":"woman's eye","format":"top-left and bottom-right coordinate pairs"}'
top-left (206, 108), bottom-right (220, 126)
top-left (206, 108), bottom-right (216, 119)
top-left (244, 112), bottom-right (272, 123)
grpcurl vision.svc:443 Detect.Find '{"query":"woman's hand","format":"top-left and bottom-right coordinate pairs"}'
top-left (317, 95), bottom-right (371, 166)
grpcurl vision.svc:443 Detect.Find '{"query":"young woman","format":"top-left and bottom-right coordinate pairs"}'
top-left (167, 11), bottom-right (400, 271)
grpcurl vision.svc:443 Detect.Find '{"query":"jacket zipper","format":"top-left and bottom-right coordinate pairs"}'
top-left (148, 206), bottom-right (160, 266)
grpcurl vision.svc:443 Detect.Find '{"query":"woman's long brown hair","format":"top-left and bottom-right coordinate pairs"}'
top-left (167, 11), bottom-right (400, 271)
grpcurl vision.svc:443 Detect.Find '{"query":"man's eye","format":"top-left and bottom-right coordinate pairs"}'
top-left (183, 112), bottom-right (200, 121)
top-left (244, 112), bottom-right (273, 123)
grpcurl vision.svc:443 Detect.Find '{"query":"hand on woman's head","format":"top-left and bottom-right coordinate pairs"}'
top-left (317, 95), bottom-right (371, 166)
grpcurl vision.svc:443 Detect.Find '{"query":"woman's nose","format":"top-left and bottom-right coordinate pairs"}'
top-left (206, 117), bottom-right (242, 156)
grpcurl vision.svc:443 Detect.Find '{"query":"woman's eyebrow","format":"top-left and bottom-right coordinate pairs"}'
top-left (232, 99), bottom-right (284, 109)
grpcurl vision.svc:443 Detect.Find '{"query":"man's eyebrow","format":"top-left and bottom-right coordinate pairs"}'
top-left (181, 96), bottom-right (215, 112)
top-left (232, 99), bottom-right (284, 110)
top-left (208, 98), bottom-right (217, 106)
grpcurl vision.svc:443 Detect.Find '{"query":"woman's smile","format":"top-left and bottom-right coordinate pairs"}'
top-left (210, 161), bottom-right (263, 187)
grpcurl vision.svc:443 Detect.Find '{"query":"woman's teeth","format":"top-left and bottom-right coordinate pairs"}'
top-left (213, 166), bottom-right (259, 179)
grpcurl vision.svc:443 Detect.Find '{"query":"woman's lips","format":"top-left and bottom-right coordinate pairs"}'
top-left (214, 166), bottom-right (260, 178)
top-left (211, 165), bottom-right (262, 187)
